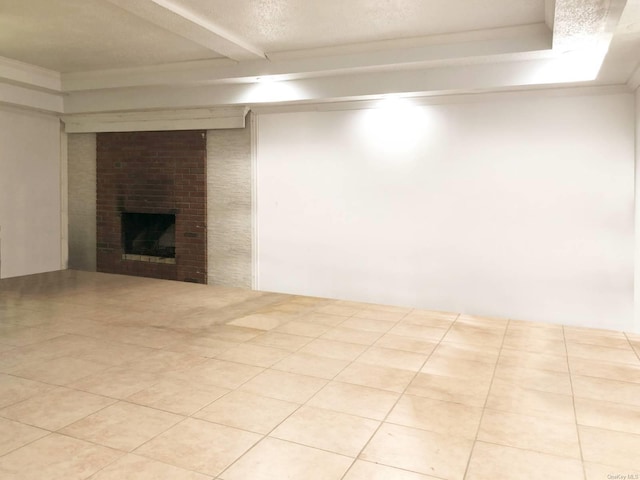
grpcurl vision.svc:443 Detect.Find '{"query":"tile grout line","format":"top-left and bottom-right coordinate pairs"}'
top-left (185, 304), bottom-right (361, 421)
top-left (623, 332), bottom-right (640, 363)
top-left (460, 317), bottom-right (509, 480)
top-left (562, 324), bottom-right (588, 480)
top-left (338, 311), bottom-right (460, 480)
top-left (214, 306), bottom-right (407, 479)
top-left (0, 429), bottom-right (53, 460)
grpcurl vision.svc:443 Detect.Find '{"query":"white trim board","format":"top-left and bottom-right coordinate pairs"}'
top-left (62, 106), bottom-right (249, 133)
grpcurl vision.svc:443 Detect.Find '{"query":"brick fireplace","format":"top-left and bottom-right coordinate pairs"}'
top-left (96, 130), bottom-right (207, 283)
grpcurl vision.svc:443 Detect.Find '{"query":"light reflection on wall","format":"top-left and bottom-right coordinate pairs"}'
top-left (358, 97), bottom-right (429, 156)
top-left (244, 78), bottom-right (306, 103)
top-left (529, 44), bottom-right (610, 84)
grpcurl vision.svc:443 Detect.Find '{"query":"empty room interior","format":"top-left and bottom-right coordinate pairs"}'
top-left (2, 0), bottom-right (640, 478)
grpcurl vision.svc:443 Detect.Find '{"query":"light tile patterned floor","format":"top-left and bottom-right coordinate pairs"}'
top-left (0, 270), bottom-right (639, 479)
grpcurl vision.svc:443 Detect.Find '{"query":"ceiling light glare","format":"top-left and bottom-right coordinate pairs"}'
top-left (359, 97), bottom-right (428, 156)
top-left (244, 79), bottom-right (304, 103)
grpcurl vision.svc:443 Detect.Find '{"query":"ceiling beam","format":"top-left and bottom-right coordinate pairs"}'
top-left (0, 56), bottom-right (61, 92)
top-left (63, 55), bottom-right (628, 115)
top-left (62, 24), bottom-right (552, 92)
top-left (104, 0), bottom-right (266, 61)
top-left (545, 0), bottom-right (557, 30)
top-left (628, 61), bottom-right (640, 90)
top-left (0, 82), bottom-right (64, 114)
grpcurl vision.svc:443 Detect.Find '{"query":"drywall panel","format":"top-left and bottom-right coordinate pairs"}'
top-left (256, 93), bottom-right (635, 331)
top-left (0, 107), bottom-right (62, 278)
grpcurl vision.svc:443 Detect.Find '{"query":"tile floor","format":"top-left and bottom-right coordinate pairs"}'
top-left (1, 270), bottom-right (639, 479)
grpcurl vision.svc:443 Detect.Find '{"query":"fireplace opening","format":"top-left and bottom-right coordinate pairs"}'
top-left (122, 213), bottom-right (175, 258)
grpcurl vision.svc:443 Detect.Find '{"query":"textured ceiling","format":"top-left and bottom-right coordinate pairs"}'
top-left (175, 0), bottom-right (545, 52)
top-left (1, 0), bottom-right (638, 115)
top-left (0, 0), bottom-right (220, 71)
top-left (0, 0), bottom-right (545, 72)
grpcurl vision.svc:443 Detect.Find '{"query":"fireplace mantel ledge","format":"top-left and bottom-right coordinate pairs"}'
top-left (62, 106), bottom-right (249, 133)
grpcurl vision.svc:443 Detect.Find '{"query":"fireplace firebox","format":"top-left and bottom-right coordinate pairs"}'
top-left (122, 212), bottom-right (175, 258)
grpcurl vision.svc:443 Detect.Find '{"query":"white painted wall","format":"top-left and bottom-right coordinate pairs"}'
top-left (0, 107), bottom-right (62, 278)
top-left (256, 92), bottom-right (636, 331)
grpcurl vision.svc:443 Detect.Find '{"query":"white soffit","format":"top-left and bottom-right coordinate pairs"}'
top-left (0, 57), bottom-right (63, 113)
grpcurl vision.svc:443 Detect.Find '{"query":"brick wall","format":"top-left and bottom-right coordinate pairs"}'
top-left (96, 130), bottom-right (207, 283)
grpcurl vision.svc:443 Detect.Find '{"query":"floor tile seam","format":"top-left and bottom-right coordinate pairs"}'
top-left (474, 424), bottom-right (583, 459)
top-left (318, 327), bottom-right (387, 346)
top-left (267, 425), bottom-right (378, 458)
top-left (0, 383), bottom-right (118, 419)
top-left (110, 392), bottom-right (208, 418)
top-left (340, 314), bottom-right (429, 370)
top-left (290, 320), bottom-right (401, 404)
top-left (460, 318), bottom-right (510, 480)
top-left (372, 334), bottom-right (442, 356)
top-left (470, 439), bottom-right (586, 462)
top-left (565, 347), bottom-right (640, 361)
top-left (237, 310), bottom-right (396, 376)
top-left (181, 365), bottom-right (270, 419)
top-left (473, 408), bottom-right (577, 424)
top-left (567, 355), bottom-right (640, 370)
top-left (324, 306), bottom-right (433, 386)
top-left (562, 324), bottom-right (588, 480)
top-left (488, 378), bottom-right (573, 397)
top-left (498, 346), bottom-right (569, 355)
top-left (183, 413), bottom-right (283, 439)
top-left (430, 338), bottom-right (503, 352)
top-left (570, 372), bottom-right (640, 389)
top-left (565, 338), bottom-right (636, 350)
top-left (424, 350), bottom-right (499, 368)
top-left (45, 429), bottom-right (132, 454)
top-left (50, 397), bottom-right (135, 433)
top-left (41, 431), bottom-right (131, 480)
top-left (493, 362), bottom-right (573, 379)
top-left (84, 453), bottom-right (216, 480)
top-left (576, 421), bottom-right (640, 440)
top-left (0, 424), bottom-right (51, 459)
top-left (337, 313), bottom-right (461, 480)
top-left (380, 416), bottom-right (480, 442)
top-left (623, 332), bottom-right (640, 362)
top-left (573, 419), bottom-right (640, 438)
top-left (126, 415), bottom-right (223, 472)
top-left (304, 399), bottom-right (397, 423)
top-left (569, 370), bottom-right (640, 387)
top-left (0, 351), bottom-right (79, 371)
top-left (502, 344), bottom-right (568, 355)
top-left (215, 426), bottom-right (354, 478)
top-left (346, 458), bottom-right (451, 480)
top-left (0, 372), bottom-right (68, 399)
top-left (5, 353), bottom-right (113, 376)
